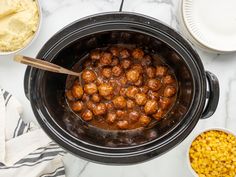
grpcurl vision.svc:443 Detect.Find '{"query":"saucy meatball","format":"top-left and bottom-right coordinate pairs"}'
top-left (121, 59), bottom-right (131, 69)
top-left (119, 88), bottom-right (127, 96)
top-left (72, 85), bottom-right (84, 99)
top-left (152, 109), bottom-right (164, 121)
top-left (110, 57), bottom-right (119, 66)
top-left (98, 83), bottom-right (113, 97)
top-left (109, 47), bottom-right (119, 57)
top-left (144, 100), bottom-right (158, 115)
top-left (117, 120), bottom-right (129, 129)
top-left (84, 83), bottom-right (97, 95)
top-left (131, 64), bottom-right (143, 74)
top-left (87, 101), bottom-right (96, 110)
top-left (119, 75), bottom-right (127, 86)
top-left (140, 86), bottom-right (149, 94)
top-left (82, 69), bottom-right (97, 83)
top-left (82, 93), bottom-right (89, 102)
top-left (128, 111), bottom-right (140, 122)
top-left (147, 79), bottom-right (161, 91)
top-left (141, 55), bottom-right (152, 66)
top-left (162, 75), bottom-right (175, 84)
top-left (148, 90), bottom-right (159, 100)
top-left (102, 67), bottom-right (112, 78)
top-left (82, 110), bottom-right (93, 121)
top-left (93, 103), bottom-right (107, 116)
top-left (135, 93), bottom-right (147, 106)
top-left (146, 66), bottom-right (156, 78)
top-left (116, 110), bottom-right (126, 117)
top-left (91, 94), bottom-right (101, 103)
top-left (71, 101), bottom-right (83, 112)
top-left (106, 112), bottom-right (117, 124)
top-left (164, 86), bottom-right (176, 97)
top-left (132, 48), bottom-right (144, 60)
top-left (112, 65), bottom-right (122, 77)
top-left (126, 69), bottom-right (140, 83)
top-left (90, 50), bottom-right (101, 60)
top-left (156, 66), bottom-right (168, 77)
top-left (66, 90), bottom-right (75, 101)
top-left (134, 76), bottom-right (143, 86)
top-left (105, 102), bottom-right (114, 110)
top-left (100, 52), bottom-right (112, 65)
top-left (112, 96), bottom-right (127, 109)
top-left (139, 115), bottom-right (151, 126)
top-left (126, 86), bottom-right (139, 99)
top-left (120, 49), bottom-right (130, 59)
top-left (159, 97), bottom-right (171, 110)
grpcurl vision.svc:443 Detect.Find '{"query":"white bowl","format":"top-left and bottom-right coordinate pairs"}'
top-left (0, 0), bottom-right (42, 55)
top-left (187, 127), bottom-right (236, 177)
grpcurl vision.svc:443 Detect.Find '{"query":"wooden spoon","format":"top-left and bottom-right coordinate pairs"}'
top-left (14, 55), bottom-right (82, 83)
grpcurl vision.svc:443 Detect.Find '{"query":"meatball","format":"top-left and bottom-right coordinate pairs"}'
top-left (156, 66), bottom-right (168, 77)
top-left (82, 69), bottom-right (97, 83)
top-left (98, 83), bottom-right (113, 97)
top-left (116, 110), bottom-right (126, 117)
top-left (127, 99), bottom-right (135, 109)
top-left (110, 57), bottom-right (119, 66)
top-left (117, 120), bottom-right (129, 129)
top-left (100, 52), bottom-right (112, 65)
top-left (66, 90), bottom-right (74, 101)
top-left (119, 88), bottom-right (127, 96)
top-left (112, 96), bottom-right (127, 109)
top-left (102, 67), bottom-right (112, 78)
top-left (140, 86), bottom-right (149, 94)
top-left (120, 49), bottom-right (130, 59)
top-left (91, 94), bottom-right (101, 103)
top-left (106, 112), bottom-right (117, 124)
top-left (93, 103), bottom-right (107, 116)
top-left (129, 111), bottom-right (140, 122)
top-left (112, 65), bottom-right (122, 77)
top-left (131, 64), bottom-right (143, 74)
top-left (139, 115), bottom-right (151, 126)
top-left (141, 55), bottom-right (152, 66)
top-left (134, 76), bottom-right (143, 87)
top-left (146, 66), bottom-right (156, 78)
top-left (162, 75), bottom-right (175, 84)
top-left (84, 83), bottom-right (97, 95)
top-left (119, 75), bottom-right (127, 86)
top-left (105, 102), bottom-right (114, 110)
top-left (152, 109), bottom-right (164, 121)
top-left (121, 59), bottom-right (131, 69)
top-left (126, 86), bottom-right (139, 99)
top-left (144, 100), bottom-right (158, 115)
top-left (87, 101), bottom-right (96, 110)
top-left (147, 79), bottom-right (162, 91)
top-left (90, 50), bottom-right (101, 60)
top-left (82, 93), bottom-right (89, 102)
top-left (132, 48), bottom-right (144, 60)
top-left (109, 47), bottom-right (119, 57)
top-left (72, 85), bottom-right (84, 99)
top-left (159, 97), bottom-right (171, 110)
top-left (135, 93), bottom-right (147, 105)
top-left (164, 86), bottom-right (176, 97)
top-left (148, 90), bottom-right (159, 100)
top-left (96, 76), bottom-right (104, 85)
top-left (71, 101), bottom-right (83, 112)
top-left (126, 69), bottom-right (140, 83)
top-left (81, 109), bottom-right (93, 121)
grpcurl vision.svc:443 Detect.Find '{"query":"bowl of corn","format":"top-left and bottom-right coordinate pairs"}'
top-left (187, 128), bottom-right (236, 177)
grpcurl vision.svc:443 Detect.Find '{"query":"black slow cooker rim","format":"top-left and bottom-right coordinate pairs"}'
top-left (25, 12), bottom-right (206, 161)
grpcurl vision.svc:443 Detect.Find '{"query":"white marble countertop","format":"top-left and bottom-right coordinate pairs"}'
top-left (0, 0), bottom-right (236, 176)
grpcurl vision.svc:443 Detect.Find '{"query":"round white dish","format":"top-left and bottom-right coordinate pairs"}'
top-left (0, 0), bottom-right (42, 56)
top-left (187, 127), bottom-right (236, 177)
top-left (181, 0), bottom-right (236, 53)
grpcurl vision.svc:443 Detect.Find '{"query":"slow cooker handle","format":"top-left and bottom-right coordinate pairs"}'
top-left (201, 71), bottom-right (220, 119)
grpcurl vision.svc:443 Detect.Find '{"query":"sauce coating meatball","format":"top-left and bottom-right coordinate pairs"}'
top-left (146, 66), bottom-right (156, 78)
top-left (82, 69), bottom-right (97, 83)
top-left (129, 111), bottom-right (140, 122)
top-left (84, 83), bottom-right (97, 95)
top-left (162, 75), bottom-right (175, 84)
top-left (112, 96), bottom-right (127, 109)
top-left (117, 120), bottom-right (129, 129)
top-left (90, 50), bottom-right (101, 60)
top-left (82, 110), bottom-right (93, 121)
top-left (139, 115), bottom-right (151, 126)
top-left (109, 47), bottom-right (119, 57)
top-left (106, 112), bottom-right (117, 124)
top-left (102, 67), bottom-right (112, 78)
top-left (156, 66), bottom-right (168, 77)
top-left (141, 55), bottom-right (152, 66)
top-left (132, 48), bottom-right (144, 60)
top-left (71, 101), bottom-right (83, 112)
top-left (121, 59), bottom-right (131, 69)
top-left (100, 52), bottom-right (112, 65)
top-left (135, 93), bottom-right (147, 105)
top-left (159, 97), bottom-right (171, 110)
top-left (144, 100), bottom-right (158, 115)
top-left (72, 85), bottom-right (84, 99)
top-left (164, 86), bottom-right (176, 97)
top-left (98, 83), bottom-right (113, 97)
top-left (147, 79), bottom-right (161, 91)
top-left (152, 109), bottom-right (164, 121)
top-left (120, 49), bottom-right (130, 59)
top-left (127, 99), bottom-right (135, 109)
top-left (126, 86), bottom-right (139, 99)
top-left (112, 65), bottom-right (122, 77)
top-left (126, 69), bottom-right (140, 83)
top-left (91, 94), bottom-right (101, 103)
top-left (66, 90), bottom-right (75, 101)
top-left (93, 103), bottom-right (107, 116)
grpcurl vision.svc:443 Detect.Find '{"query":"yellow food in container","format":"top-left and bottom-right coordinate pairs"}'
top-left (0, 0), bottom-right (39, 52)
top-left (189, 130), bottom-right (236, 177)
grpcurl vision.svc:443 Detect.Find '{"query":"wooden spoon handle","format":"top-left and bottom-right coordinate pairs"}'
top-left (14, 55), bottom-right (80, 77)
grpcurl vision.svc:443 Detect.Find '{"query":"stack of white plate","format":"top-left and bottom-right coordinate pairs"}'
top-left (178, 0), bottom-right (236, 53)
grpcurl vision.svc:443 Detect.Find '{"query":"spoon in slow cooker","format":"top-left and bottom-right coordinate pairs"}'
top-left (14, 55), bottom-right (82, 84)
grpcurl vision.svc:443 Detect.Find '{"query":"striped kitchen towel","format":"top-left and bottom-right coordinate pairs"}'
top-left (0, 89), bottom-right (66, 177)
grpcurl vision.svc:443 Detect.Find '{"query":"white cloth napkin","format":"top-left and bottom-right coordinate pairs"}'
top-left (0, 88), bottom-right (66, 177)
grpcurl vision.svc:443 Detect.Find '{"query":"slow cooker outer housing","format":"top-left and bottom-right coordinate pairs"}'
top-left (24, 12), bottom-right (219, 164)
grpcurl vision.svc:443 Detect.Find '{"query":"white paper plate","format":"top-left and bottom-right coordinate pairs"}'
top-left (182, 0), bottom-right (236, 52)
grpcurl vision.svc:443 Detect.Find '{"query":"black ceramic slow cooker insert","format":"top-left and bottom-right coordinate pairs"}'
top-left (24, 12), bottom-right (219, 165)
